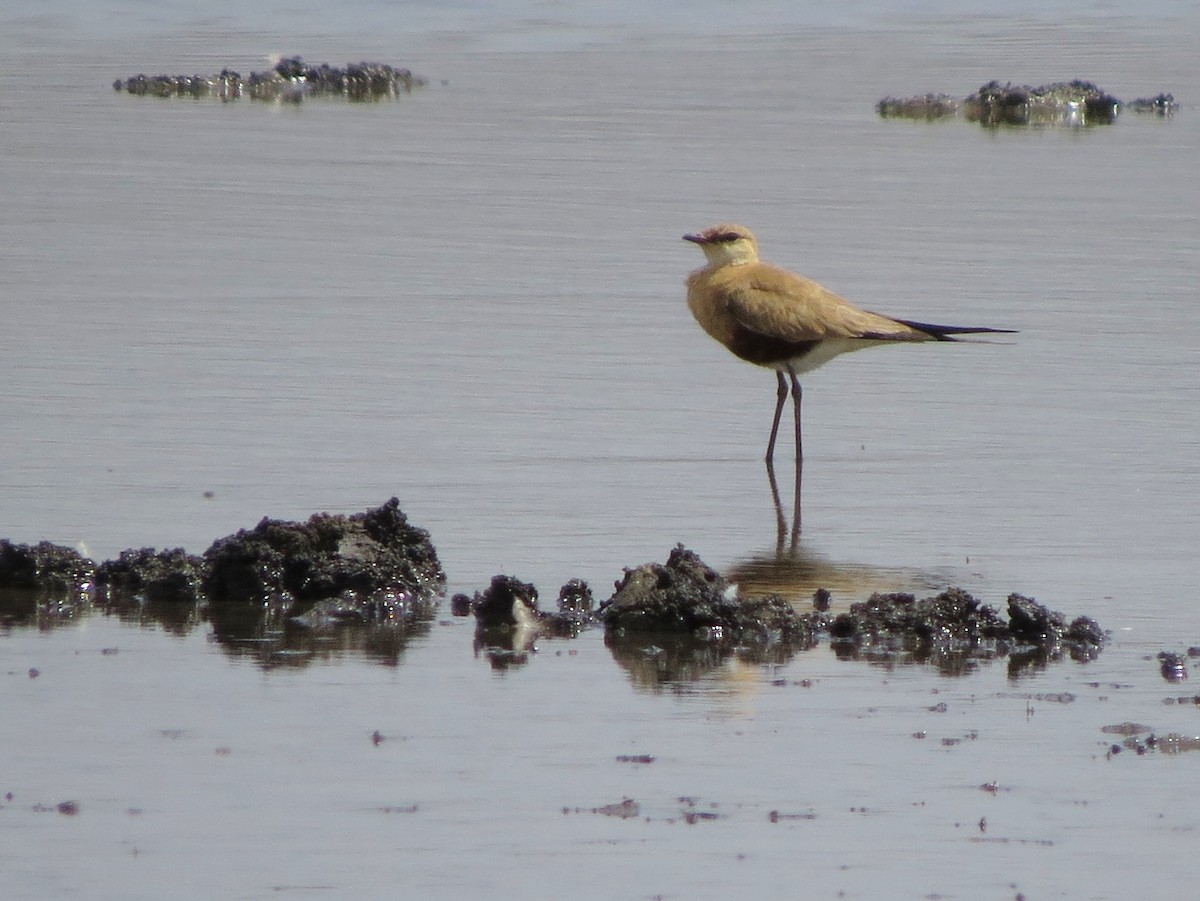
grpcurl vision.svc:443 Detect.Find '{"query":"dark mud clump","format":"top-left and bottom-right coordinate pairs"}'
top-left (113, 56), bottom-right (426, 102)
top-left (97, 547), bottom-right (205, 605)
top-left (600, 546), bottom-right (819, 684)
top-left (203, 497), bottom-right (443, 612)
top-left (1, 499), bottom-right (443, 665)
top-left (555, 578), bottom-right (595, 626)
top-left (201, 498), bottom-right (444, 667)
top-left (1007, 593), bottom-right (1104, 649)
top-left (0, 540), bottom-right (94, 596)
top-left (878, 79), bottom-right (1176, 126)
top-left (0, 540), bottom-right (95, 626)
top-left (829, 589), bottom-right (1104, 675)
top-left (1126, 93), bottom-right (1178, 115)
top-left (600, 545), bottom-right (816, 645)
top-left (965, 79), bottom-right (1120, 125)
top-left (1156, 651), bottom-right (1189, 682)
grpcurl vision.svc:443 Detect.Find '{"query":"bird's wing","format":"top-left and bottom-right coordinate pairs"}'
top-left (721, 263), bottom-right (925, 342)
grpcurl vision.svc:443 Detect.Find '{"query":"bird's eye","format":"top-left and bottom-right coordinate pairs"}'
top-left (718, 232), bottom-right (741, 243)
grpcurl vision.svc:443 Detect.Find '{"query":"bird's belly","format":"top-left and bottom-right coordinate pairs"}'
top-left (765, 337), bottom-right (888, 375)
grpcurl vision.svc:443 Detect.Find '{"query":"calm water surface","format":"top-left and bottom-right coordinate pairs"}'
top-left (2, 3), bottom-right (1199, 898)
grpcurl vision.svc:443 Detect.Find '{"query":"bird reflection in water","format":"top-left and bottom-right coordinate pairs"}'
top-left (757, 438), bottom-right (942, 607)
top-left (723, 535), bottom-right (938, 616)
top-left (766, 456), bottom-right (802, 553)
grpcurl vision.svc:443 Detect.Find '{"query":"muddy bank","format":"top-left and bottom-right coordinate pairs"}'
top-left (113, 56), bottom-right (426, 102)
top-left (447, 544), bottom-right (1108, 683)
top-left (878, 79), bottom-right (1177, 125)
top-left (1, 507), bottom-right (1106, 681)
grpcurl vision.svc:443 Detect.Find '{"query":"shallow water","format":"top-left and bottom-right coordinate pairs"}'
top-left (3, 4), bottom-right (1200, 899)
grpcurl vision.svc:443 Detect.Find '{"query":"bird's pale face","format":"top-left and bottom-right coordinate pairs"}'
top-left (683, 224), bottom-right (760, 267)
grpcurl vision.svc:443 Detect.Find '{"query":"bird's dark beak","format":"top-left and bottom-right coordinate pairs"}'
top-left (682, 233), bottom-right (706, 244)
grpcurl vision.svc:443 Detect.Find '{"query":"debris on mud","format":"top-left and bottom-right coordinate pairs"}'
top-left (1098, 652), bottom-right (1200, 758)
top-left (1101, 722), bottom-right (1154, 737)
top-left (878, 80), bottom-right (1177, 125)
top-left (1103, 720), bottom-right (1200, 758)
top-left (113, 56), bottom-right (426, 102)
top-left (588, 798), bottom-right (641, 819)
top-left (1163, 694), bottom-right (1200, 707)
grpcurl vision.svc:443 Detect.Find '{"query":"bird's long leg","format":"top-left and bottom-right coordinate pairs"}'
top-left (765, 370), bottom-right (789, 463)
top-left (789, 367), bottom-right (803, 541)
top-left (788, 369), bottom-right (803, 463)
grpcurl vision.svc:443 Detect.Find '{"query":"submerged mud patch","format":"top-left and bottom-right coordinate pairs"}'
top-left (113, 56), bottom-right (426, 102)
top-left (828, 589), bottom-right (1104, 676)
top-left (1096, 650), bottom-right (1200, 758)
top-left (878, 79), bottom-right (1177, 125)
top-left (2, 526), bottom-right (1108, 681)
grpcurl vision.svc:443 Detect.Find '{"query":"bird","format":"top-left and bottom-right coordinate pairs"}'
top-left (683, 223), bottom-right (1015, 466)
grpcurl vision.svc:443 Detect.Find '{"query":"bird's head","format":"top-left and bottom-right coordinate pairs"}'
top-left (682, 223), bottom-right (760, 267)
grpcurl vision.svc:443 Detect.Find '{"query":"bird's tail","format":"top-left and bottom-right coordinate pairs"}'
top-left (893, 318), bottom-right (1018, 341)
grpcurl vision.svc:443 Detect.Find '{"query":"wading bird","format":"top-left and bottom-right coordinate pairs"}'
top-left (683, 223), bottom-right (1014, 467)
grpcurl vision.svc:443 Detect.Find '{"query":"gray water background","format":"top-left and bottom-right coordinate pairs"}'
top-left (3, 2), bottom-right (1200, 898)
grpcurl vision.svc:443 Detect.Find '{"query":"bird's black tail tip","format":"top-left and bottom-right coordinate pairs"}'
top-left (894, 318), bottom-right (1018, 341)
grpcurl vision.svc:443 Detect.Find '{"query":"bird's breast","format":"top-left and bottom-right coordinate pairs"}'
top-left (687, 267), bottom-right (820, 368)
top-left (685, 270), bottom-right (734, 345)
